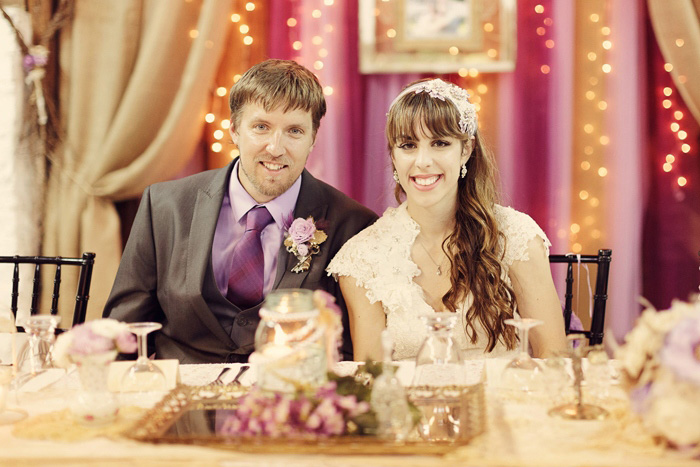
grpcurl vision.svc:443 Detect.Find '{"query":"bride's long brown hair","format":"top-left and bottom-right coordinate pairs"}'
top-left (386, 84), bottom-right (517, 351)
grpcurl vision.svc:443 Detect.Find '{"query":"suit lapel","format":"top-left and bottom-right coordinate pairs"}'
top-left (185, 163), bottom-right (235, 346)
top-left (273, 170), bottom-right (328, 290)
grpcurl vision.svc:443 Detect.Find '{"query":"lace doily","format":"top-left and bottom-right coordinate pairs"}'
top-left (12, 406), bottom-right (145, 442)
top-left (327, 203), bottom-right (549, 360)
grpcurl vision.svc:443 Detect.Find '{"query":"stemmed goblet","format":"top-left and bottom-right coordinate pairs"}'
top-left (120, 322), bottom-right (166, 393)
top-left (501, 318), bottom-right (544, 393)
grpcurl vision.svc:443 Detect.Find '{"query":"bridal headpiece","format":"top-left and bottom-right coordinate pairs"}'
top-left (388, 79), bottom-right (478, 136)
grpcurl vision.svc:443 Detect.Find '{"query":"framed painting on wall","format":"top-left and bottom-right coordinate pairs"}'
top-left (359, 0), bottom-right (516, 74)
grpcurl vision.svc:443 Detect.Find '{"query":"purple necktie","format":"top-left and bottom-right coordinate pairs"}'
top-left (227, 206), bottom-right (274, 308)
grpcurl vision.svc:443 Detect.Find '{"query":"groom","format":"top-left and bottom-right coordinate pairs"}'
top-left (103, 60), bottom-right (377, 363)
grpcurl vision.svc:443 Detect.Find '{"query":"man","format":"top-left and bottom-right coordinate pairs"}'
top-left (104, 60), bottom-right (377, 363)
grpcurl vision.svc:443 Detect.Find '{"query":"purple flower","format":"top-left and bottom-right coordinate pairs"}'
top-left (115, 331), bottom-right (137, 353)
top-left (68, 325), bottom-right (114, 355)
top-left (23, 53), bottom-right (48, 72)
top-left (296, 243), bottom-right (309, 257)
top-left (288, 218), bottom-right (316, 244)
top-left (659, 314), bottom-right (700, 385)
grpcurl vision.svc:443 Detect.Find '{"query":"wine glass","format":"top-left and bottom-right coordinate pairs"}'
top-left (120, 322), bottom-right (166, 393)
top-left (410, 313), bottom-right (467, 442)
top-left (501, 318), bottom-right (544, 393)
top-left (19, 315), bottom-right (61, 376)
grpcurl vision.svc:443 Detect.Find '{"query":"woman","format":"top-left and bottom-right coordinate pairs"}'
top-left (327, 78), bottom-right (567, 361)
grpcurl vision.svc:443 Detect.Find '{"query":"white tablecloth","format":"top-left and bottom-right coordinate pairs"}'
top-left (0, 359), bottom-right (698, 467)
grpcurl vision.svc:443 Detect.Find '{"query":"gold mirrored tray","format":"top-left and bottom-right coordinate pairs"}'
top-left (127, 383), bottom-right (483, 456)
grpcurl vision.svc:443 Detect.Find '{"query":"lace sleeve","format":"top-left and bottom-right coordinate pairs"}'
top-left (326, 229), bottom-right (377, 289)
top-left (495, 205), bottom-right (551, 266)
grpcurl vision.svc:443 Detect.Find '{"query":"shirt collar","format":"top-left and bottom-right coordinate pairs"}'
top-left (229, 159), bottom-right (302, 228)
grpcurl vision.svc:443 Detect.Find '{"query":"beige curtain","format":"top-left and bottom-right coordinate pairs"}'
top-left (648, 0), bottom-right (700, 125)
top-left (44, 0), bottom-right (232, 325)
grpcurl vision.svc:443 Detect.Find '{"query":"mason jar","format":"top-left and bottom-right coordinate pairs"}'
top-left (251, 289), bottom-right (327, 392)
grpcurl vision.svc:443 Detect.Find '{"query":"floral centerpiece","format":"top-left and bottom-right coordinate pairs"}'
top-left (221, 290), bottom-right (418, 438)
top-left (53, 319), bottom-right (137, 425)
top-left (615, 299), bottom-right (700, 448)
top-left (53, 318), bottom-right (137, 367)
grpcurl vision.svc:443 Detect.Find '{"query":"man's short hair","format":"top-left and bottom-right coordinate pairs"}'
top-left (229, 59), bottom-right (327, 137)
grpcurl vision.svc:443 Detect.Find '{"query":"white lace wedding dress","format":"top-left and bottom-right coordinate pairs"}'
top-left (327, 203), bottom-right (551, 361)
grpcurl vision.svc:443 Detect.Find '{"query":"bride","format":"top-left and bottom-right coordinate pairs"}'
top-left (327, 78), bottom-right (567, 361)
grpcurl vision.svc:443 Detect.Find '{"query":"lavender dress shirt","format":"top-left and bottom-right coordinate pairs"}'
top-left (211, 161), bottom-right (301, 298)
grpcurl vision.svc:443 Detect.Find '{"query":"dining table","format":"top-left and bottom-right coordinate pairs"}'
top-left (1, 358), bottom-right (698, 467)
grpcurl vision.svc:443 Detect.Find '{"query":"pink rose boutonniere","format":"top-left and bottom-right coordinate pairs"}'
top-left (284, 216), bottom-right (327, 273)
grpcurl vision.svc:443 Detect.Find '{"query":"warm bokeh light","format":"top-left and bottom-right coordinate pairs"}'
top-left (239, 24), bottom-right (249, 34)
top-left (189, 29), bottom-right (199, 39)
top-left (598, 167), bottom-right (608, 177)
top-left (205, 113), bottom-right (215, 123)
top-left (670, 122), bottom-right (680, 132)
top-left (572, 243), bottom-right (582, 253)
top-left (213, 130), bottom-right (224, 140)
top-left (664, 63), bottom-right (674, 72)
top-left (212, 142), bottom-right (222, 153)
top-left (677, 176), bottom-right (687, 187)
top-left (292, 41), bottom-right (302, 50)
top-left (541, 65), bottom-right (550, 74)
top-left (216, 87), bottom-right (227, 97)
top-left (675, 38), bottom-right (684, 47)
top-left (221, 119), bottom-right (230, 129)
top-left (602, 64), bottom-right (612, 73)
top-left (311, 9), bottom-right (322, 18)
top-left (245, 2), bottom-right (255, 11)
top-left (535, 4), bottom-right (544, 13)
top-left (666, 154), bottom-right (675, 163)
top-left (663, 162), bottom-right (673, 172)
top-left (681, 144), bottom-right (691, 153)
top-left (579, 190), bottom-right (589, 200)
top-left (570, 223), bottom-right (581, 234)
top-left (386, 29), bottom-right (396, 38)
top-left (449, 46), bottom-right (459, 55)
top-left (674, 111), bottom-right (684, 120)
top-left (287, 18), bottom-right (297, 27)
top-left (590, 14), bottom-right (600, 22)
top-left (663, 87), bottom-right (673, 96)
top-left (243, 36), bottom-right (253, 45)
top-left (484, 23), bottom-right (494, 32)
top-left (231, 14), bottom-right (241, 23)
top-left (323, 86), bottom-right (333, 96)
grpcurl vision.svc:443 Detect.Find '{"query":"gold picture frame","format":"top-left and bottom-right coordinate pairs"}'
top-left (359, 0), bottom-right (516, 74)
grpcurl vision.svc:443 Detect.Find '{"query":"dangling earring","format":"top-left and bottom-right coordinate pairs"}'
top-left (393, 170), bottom-right (399, 183)
top-left (460, 163), bottom-right (468, 179)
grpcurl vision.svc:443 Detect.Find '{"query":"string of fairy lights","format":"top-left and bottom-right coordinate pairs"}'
top-left (288, 0), bottom-right (337, 99)
top-left (200, 1), bottom-right (260, 161)
top-left (659, 48), bottom-right (692, 192)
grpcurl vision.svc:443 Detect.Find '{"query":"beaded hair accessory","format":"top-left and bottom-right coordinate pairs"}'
top-left (388, 78), bottom-right (478, 136)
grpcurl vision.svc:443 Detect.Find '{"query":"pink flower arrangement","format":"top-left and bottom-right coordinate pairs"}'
top-left (283, 216), bottom-right (327, 273)
top-left (53, 319), bottom-right (137, 368)
top-left (219, 381), bottom-right (370, 438)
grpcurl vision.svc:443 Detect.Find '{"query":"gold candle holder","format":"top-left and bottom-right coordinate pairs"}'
top-left (548, 334), bottom-right (609, 421)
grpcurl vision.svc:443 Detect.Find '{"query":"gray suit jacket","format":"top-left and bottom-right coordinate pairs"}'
top-left (103, 163), bottom-right (377, 363)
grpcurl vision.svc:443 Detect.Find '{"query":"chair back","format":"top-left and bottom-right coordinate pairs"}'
top-left (0, 252), bottom-right (96, 329)
top-left (549, 249), bottom-right (612, 345)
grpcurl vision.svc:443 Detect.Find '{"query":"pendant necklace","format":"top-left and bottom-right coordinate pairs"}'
top-left (418, 238), bottom-right (447, 276)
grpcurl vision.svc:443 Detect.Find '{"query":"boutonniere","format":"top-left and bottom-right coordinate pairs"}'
top-left (283, 216), bottom-right (328, 273)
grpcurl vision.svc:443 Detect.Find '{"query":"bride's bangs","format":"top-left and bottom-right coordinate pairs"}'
top-left (387, 93), bottom-right (462, 148)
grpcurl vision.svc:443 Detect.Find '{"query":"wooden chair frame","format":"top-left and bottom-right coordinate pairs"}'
top-left (549, 249), bottom-right (612, 345)
top-left (0, 252), bottom-right (96, 329)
